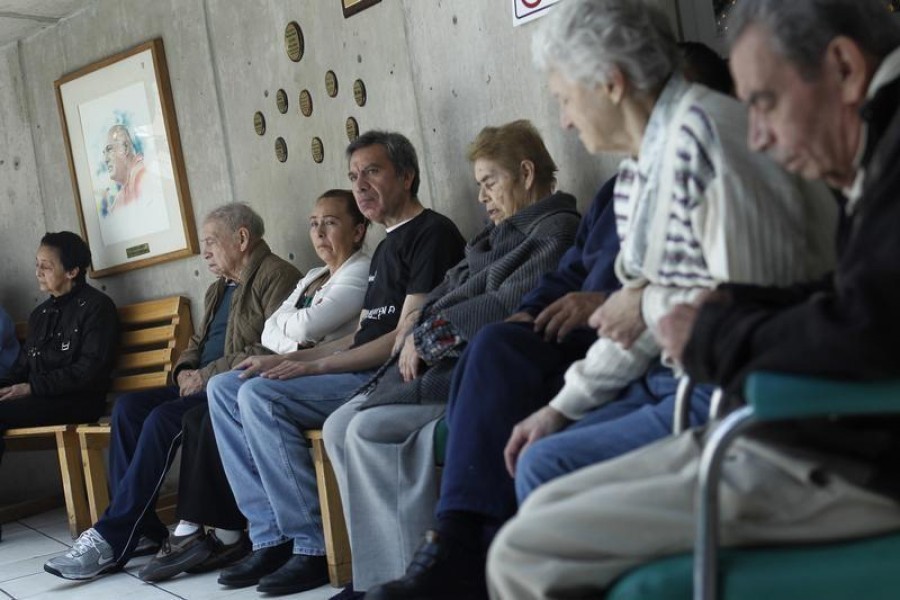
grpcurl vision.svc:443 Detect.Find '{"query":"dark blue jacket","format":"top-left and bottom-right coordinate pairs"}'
top-left (517, 176), bottom-right (621, 316)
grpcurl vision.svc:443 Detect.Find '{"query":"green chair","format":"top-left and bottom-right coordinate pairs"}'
top-left (607, 372), bottom-right (900, 600)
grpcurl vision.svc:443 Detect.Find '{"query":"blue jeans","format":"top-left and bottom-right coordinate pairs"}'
top-left (514, 363), bottom-right (714, 502)
top-left (208, 369), bottom-right (374, 554)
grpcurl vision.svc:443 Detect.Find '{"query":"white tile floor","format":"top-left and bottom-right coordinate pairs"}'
top-left (0, 509), bottom-right (336, 600)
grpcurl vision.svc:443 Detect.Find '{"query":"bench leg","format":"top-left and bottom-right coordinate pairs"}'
top-left (79, 432), bottom-right (110, 524)
top-left (55, 430), bottom-right (91, 537)
top-left (309, 436), bottom-right (352, 587)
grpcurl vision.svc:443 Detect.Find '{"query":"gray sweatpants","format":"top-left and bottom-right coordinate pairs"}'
top-left (488, 429), bottom-right (900, 600)
top-left (323, 394), bottom-right (446, 591)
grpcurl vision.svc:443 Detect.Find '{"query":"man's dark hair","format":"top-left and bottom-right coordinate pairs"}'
top-left (40, 231), bottom-right (92, 283)
top-left (346, 131), bottom-right (421, 197)
top-left (729, 0), bottom-right (900, 79)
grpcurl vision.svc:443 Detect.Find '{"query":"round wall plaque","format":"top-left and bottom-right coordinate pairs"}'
top-left (275, 137), bottom-right (288, 163)
top-left (299, 89), bottom-right (313, 117)
top-left (276, 89), bottom-right (289, 114)
top-left (253, 111), bottom-right (266, 136)
top-left (311, 137), bottom-right (324, 164)
top-left (353, 79), bottom-right (367, 107)
top-left (325, 70), bottom-right (339, 98)
top-left (345, 116), bottom-right (360, 142)
top-left (284, 22), bottom-right (304, 62)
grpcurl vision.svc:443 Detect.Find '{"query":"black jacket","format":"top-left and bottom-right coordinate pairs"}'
top-left (683, 68), bottom-right (900, 497)
top-left (0, 282), bottom-right (120, 399)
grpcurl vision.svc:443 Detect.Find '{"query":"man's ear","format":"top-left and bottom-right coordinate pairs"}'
top-left (237, 226), bottom-right (251, 251)
top-left (828, 36), bottom-right (871, 106)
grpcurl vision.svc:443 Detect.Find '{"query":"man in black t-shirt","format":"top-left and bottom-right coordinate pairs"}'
top-left (207, 131), bottom-right (465, 595)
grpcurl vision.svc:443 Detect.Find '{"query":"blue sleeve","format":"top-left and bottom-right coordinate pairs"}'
top-left (0, 307), bottom-right (20, 380)
top-left (517, 177), bottom-right (619, 315)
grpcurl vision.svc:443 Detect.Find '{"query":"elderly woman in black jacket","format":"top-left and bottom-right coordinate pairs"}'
top-left (0, 231), bottom-right (119, 464)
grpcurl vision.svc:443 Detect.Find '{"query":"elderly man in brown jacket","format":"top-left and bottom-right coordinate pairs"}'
top-left (45, 202), bottom-right (300, 581)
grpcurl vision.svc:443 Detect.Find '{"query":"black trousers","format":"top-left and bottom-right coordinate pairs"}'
top-left (0, 393), bottom-right (105, 463)
top-left (177, 403), bottom-right (246, 530)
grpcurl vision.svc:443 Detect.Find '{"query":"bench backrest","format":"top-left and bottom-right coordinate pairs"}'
top-left (13, 295), bottom-right (193, 394)
top-left (113, 296), bottom-right (193, 393)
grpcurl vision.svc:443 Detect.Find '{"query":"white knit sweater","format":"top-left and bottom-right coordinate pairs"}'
top-left (261, 251), bottom-right (371, 354)
top-left (550, 76), bottom-right (838, 420)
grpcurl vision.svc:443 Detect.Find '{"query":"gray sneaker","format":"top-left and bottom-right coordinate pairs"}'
top-left (44, 528), bottom-right (118, 580)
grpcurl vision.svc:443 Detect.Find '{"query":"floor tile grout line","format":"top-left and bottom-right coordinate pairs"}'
top-left (14, 518), bottom-right (74, 548)
top-left (0, 586), bottom-right (14, 599)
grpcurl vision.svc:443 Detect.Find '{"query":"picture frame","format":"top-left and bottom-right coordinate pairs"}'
top-left (342, 0), bottom-right (382, 18)
top-left (55, 38), bottom-right (198, 278)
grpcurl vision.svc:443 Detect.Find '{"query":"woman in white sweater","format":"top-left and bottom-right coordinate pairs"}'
top-left (138, 189), bottom-right (370, 583)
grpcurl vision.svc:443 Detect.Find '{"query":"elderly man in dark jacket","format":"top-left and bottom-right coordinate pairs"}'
top-left (488, 2), bottom-right (900, 599)
top-left (44, 203), bottom-right (300, 581)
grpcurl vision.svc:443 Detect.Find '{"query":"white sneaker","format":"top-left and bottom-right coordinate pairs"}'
top-left (44, 528), bottom-right (118, 580)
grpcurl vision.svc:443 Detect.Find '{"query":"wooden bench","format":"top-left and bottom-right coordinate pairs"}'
top-left (2, 296), bottom-right (192, 536)
top-left (76, 296), bottom-right (193, 523)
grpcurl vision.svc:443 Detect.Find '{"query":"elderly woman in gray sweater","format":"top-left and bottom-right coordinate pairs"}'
top-left (322, 119), bottom-right (580, 599)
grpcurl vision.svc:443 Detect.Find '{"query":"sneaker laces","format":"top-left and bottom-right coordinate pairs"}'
top-left (68, 528), bottom-right (106, 557)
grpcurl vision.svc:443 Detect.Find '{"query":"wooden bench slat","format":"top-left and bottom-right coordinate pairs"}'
top-left (5, 425), bottom-right (75, 437)
top-left (120, 324), bottom-right (178, 349)
top-left (116, 348), bottom-right (174, 371)
top-left (118, 297), bottom-right (188, 325)
top-left (110, 371), bottom-right (171, 393)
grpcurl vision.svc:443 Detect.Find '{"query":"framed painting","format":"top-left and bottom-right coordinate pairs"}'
top-left (55, 38), bottom-right (198, 278)
top-left (342, 0), bottom-right (382, 18)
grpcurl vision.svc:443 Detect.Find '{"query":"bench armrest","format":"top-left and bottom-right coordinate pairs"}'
top-left (743, 371), bottom-right (900, 421)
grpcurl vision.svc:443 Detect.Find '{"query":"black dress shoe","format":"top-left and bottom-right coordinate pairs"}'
top-left (217, 541), bottom-right (292, 588)
top-left (330, 583), bottom-right (365, 600)
top-left (256, 553), bottom-right (329, 595)
top-left (364, 530), bottom-right (487, 600)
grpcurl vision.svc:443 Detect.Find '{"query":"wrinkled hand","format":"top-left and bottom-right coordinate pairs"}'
top-left (589, 287), bottom-right (646, 349)
top-left (657, 304), bottom-right (700, 365)
top-left (398, 334), bottom-right (424, 382)
top-left (0, 383), bottom-right (31, 401)
top-left (260, 358), bottom-right (322, 380)
top-left (392, 311), bottom-right (420, 355)
top-left (176, 370), bottom-right (204, 396)
top-left (533, 292), bottom-right (608, 342)
top-left (234, 355), bottom-right (286, 379)
top-left (505, 311), bottom-right (535, 324)
top-left (504, 406), bottom-right (572, 477)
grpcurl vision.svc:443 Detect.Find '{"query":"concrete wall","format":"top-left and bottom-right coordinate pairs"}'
top-left (0, 0), bottom-right (696, 502)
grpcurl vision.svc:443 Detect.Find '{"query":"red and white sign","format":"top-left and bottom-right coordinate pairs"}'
top-left (512, 0), bottom-right (561, 27)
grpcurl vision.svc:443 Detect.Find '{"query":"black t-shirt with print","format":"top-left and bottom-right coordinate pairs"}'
top-left (352, 209), bottom-right (465, 348)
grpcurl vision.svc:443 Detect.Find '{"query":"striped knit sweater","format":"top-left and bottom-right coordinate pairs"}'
top-left (550, 76), bottom-right (838, 421)
top-left (360, 191), bottom-right (580, 409)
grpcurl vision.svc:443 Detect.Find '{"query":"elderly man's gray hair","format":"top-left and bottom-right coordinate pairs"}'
top-left (204, 203), bottom-right (265, 241)
top-left (728, 0), bottom-right (900, 79)
top-left (532, 0), bottom-right (678, 92)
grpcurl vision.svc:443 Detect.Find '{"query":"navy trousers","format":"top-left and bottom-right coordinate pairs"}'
top-left (94, 386), bottom-right (207, 560)
top-left (436, 322), bottom-right (714, 526)
top-left (437, 321), bottom-right (595, 523)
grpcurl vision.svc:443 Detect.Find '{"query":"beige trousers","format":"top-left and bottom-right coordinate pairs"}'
top-left (487, 429), bottom-right (900, 600)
